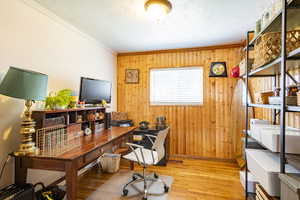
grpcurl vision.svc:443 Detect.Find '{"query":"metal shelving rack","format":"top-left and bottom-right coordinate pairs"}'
top-left (244, 0), bottom-right (300, 199)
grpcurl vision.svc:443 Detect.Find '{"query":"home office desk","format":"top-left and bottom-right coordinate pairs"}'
top-left (13, 126), bottom-right (135, 200)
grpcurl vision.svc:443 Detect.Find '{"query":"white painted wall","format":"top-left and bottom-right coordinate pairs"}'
top-left (0, 0), bottom-right (117, 187)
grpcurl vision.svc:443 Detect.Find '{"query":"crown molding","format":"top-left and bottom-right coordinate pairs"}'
top-left (117, 43), bottom-right (244, 56)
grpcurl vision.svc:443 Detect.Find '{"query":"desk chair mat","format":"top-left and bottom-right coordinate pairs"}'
top-left (86, 169), bottom-right (173, 200)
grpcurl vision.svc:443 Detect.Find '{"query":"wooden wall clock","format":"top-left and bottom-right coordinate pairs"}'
top-left (209, 62), bottom-right (227, 77)
top-left (125, 69), bottom-right (139, 83)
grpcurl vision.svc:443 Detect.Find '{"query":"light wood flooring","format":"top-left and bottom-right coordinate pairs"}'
top-left (77, 158), bottom-right (245, 200)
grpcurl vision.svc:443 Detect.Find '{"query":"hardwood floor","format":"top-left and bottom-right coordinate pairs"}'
top-left (77, 158), bottom-right (245, 200)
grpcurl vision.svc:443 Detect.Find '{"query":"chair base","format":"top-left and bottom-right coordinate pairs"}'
top-left (122, 168), bottom-right (169, 199)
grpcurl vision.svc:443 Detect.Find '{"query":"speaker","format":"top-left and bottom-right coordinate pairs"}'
top-left (105, 112), bottom-right (111, 129)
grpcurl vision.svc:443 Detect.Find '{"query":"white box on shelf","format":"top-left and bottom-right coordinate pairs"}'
top-left (260, 127), bottom-right (300, 154)
top-left (250, 123), bottom-right (279, 142)
top-left (249, 119), bottom-right (271, 141)
top-left (250, 118), bottom-right (270, 125)
top-left (246, 149), bottom-right (300, 197)
top-left (240, 170), bottom-right (258, 193)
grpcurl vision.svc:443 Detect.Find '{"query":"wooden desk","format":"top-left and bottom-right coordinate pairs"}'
top-left (13, 127), bottom-right (135, 200)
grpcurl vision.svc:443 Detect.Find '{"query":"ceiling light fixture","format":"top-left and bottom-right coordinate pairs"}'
top-left (144, 0), bottom-right (172, 20)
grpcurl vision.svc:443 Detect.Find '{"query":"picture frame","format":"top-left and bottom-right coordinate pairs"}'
top-left (125, 69), bottom-right (139, 83)
top-left (209, 62), bottom-right (227, 77)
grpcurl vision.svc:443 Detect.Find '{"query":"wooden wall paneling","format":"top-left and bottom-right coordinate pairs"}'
top-left (117, 46), bottom-right (242, 160)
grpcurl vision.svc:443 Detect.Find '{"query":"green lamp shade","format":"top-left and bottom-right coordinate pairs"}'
top-left (0, 67), bottom-right (48, 101)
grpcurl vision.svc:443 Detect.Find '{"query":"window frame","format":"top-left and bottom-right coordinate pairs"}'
top-left (149, 66), bottom-right (204, 106)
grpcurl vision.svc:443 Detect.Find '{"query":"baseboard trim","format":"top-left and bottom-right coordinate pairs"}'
top-left (170, 154), bottom-right (237, 163)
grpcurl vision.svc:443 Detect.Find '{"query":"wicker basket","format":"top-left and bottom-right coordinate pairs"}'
top-left (99, 153), bottom-right (121, 173)
top-left (253, 30), bottom-right (300, 69)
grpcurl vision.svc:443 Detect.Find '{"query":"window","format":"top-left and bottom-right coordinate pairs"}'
top-left (150, 67), bottom-right (203, 105)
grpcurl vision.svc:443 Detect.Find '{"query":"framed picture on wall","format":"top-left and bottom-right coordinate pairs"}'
top-left (209, 62), bottom-right (227, 77)
top-left (125, 69), bottom-right (139, 84)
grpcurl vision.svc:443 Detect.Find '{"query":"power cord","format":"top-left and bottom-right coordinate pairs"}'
top-left (0, 154), bottom-right (12, 181)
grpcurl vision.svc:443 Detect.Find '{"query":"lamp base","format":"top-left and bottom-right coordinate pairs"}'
top-left (14, 100), bottom-right (37, 156)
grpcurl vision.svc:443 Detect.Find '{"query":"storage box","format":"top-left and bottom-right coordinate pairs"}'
top-left (297, 92), bottom-right (300, 106)
top-left (250, 123), bottom-right (279, 142)
top-left (269, 96), bottom-right (297, 106)
top-left (260, 127), bottom-right (300, 154)
top-left (279, 173), bottom-right (300, 200)
top-left (240, 170), bottom-right (258, 193)
top-left (246, 149), bottom-right (300, 196)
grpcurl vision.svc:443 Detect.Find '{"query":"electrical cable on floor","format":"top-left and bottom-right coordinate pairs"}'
top-left (0, 154), bottom-right (12, 180)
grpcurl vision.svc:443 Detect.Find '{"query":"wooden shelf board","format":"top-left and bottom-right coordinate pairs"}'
top-left (248, 103), bottom-right (300, 112)
top-left (287, 106), bottom-right (300, 112)
top-left (248, 103), bottom-right (281, 110)
top-left (34, 106), bottom-right (105, 114)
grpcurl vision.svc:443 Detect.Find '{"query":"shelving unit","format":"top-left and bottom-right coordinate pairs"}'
top-left (244, 0), bottom-right (300, 199)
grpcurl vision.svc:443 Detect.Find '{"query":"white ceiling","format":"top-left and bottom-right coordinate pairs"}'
top-left (33, 0), bottom-right (271, 53)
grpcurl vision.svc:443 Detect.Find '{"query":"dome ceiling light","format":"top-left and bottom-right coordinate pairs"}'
top-left (144, 0), bottom-right (172, 21)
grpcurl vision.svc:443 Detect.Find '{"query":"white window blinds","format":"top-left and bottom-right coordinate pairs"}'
top-left (150, 67), bottom-right (203, 105)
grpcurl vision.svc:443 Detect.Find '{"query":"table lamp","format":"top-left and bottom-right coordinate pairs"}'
top-left (0, 67), bottom-right (48, 155)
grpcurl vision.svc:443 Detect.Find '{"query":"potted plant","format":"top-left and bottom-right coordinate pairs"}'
top-left (45, 89), bottom-right (73, 110)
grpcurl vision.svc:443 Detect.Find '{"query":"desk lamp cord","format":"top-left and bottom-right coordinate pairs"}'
top-left (0, 154), bottom-right (12, 181)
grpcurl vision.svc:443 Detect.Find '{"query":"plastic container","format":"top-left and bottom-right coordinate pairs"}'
top-left (260, 127), bottom-right (300, 154)
top-left (240, 170), bottom-right (258, 193)
top-left (99, 153), bottom-right (121, 173)
top-left (250, 123), bottom-right (279, 142)
top-left (279, 173), bottom-right (300, 200)
top-left (246, 149), bottom-right (300, 196)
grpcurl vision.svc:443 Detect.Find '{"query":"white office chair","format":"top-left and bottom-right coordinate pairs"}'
top-left (122, 127), bottom-right (170, 200)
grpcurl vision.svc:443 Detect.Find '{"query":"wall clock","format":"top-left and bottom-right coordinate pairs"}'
top-left (209, 62), bottom-right (227, 77)
top-left (125, 69), bottom-right (139, 83)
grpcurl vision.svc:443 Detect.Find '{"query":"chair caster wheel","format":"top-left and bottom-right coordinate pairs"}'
top-left (164, 185), bottom-right (169, 193)
top-left (154, 173), bottom-right (159, 179)
top-left (122, 189), bottom-right (128, 196)
top-left (142, 197), bottom-right (147, 200)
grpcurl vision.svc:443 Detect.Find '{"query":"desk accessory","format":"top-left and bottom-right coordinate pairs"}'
top-left (105, 112), bottom-right (112, 129)
top-left (36, 125), bottom-right (80, 156)
top-left (156, 116), bottom-right (167, 130)
top-left (139, 121), bottom-right (150, 130)
top-left (0, 67), bottom-right (48, 155)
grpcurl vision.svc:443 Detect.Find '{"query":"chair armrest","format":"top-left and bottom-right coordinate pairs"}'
top-left (126, 143), bottom-right (144, 149)
top-left (125, 143), bottom-right (145, 165)
top-left (145, 134), bottom-right (157, 145)
top-left (145, 134), bottom-right (157, 138)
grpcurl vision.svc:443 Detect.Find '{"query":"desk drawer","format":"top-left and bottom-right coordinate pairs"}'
top-left (85, 149), bottom-right (101, 164)
top-left (101, 143), bottom-right (113, 153)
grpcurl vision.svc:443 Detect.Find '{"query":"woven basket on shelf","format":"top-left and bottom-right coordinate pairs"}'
top-left (253, 30), bottom-right (300, 69)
